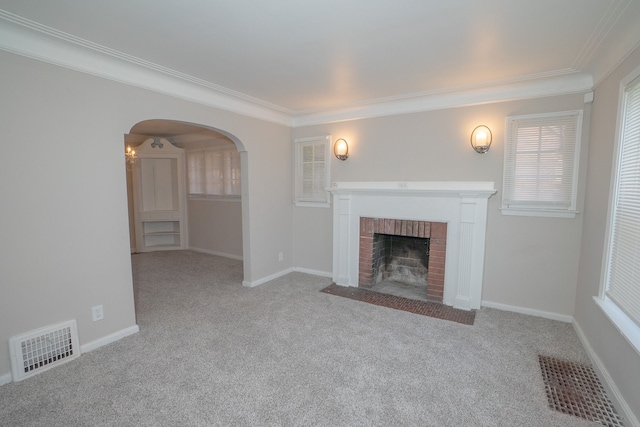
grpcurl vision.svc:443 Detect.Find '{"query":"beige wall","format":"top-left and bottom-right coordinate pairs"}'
top-left (0, 51), bottom-right (292, 377)
top-left (574, 45), bottom-right (640, 419)
top-left (292, 206), bottom-right (333, 274)
top-left (184, 138), bottom-right (243, 259)
top-left (188, 199), bottom-right (243, 259)
top-left (293, 94), bottom-right (588, 317)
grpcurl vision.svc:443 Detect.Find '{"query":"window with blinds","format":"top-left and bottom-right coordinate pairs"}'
top-left (187, 148), bottom-right (241, 198)
top-left (294, 135), bottom-right (331, 207)
top-left (604, 74), bottom-right (640, 330)
top-left (502, 110), bottom-right (583, 218)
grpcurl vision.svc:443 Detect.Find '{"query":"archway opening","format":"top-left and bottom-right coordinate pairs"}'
top-left (125, 119), bottom-right (249, 284)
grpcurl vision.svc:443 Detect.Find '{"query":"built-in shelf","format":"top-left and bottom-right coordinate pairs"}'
top-left (141, 220), bottom-right (181, 247)
top-left (132, 138), bottom-right (187, 252)
top-left (142, 221), bottom-right (180, 234)
top-left (143, 231), bottom-right (181, 235)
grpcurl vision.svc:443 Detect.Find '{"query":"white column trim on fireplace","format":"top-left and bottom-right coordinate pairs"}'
top-left (329, 181), bottom-right (497, 311)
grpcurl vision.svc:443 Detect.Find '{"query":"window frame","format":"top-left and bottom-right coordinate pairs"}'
top-left (501, 110), bottom-right (583, 218)
top-left (294, 135), bottom-right (331, 208)
top-left (596, 64), bottom-right (640, 354)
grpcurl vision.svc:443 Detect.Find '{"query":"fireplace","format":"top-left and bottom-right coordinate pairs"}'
top-left (359, 217), bottom-right (447, 303)
top-left (330, 181), bottom-right (496, 310)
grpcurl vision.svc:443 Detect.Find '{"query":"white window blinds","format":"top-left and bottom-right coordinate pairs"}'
top-left (502, 111), bottom-right (582, 216)
top-left (294, 136), bottom-right (331, 206)
top-left (187, 148), bottom-right (240, 197)
top-left (188, 151), bottom-right (205, 195)
top-left (606, 75), bottom-right (640, 328)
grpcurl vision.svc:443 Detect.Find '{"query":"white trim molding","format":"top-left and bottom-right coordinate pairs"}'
top-left (242, 267), bottom-right (332, 287)
top-left (594, 297), bottom-right (640, 355)
top-left (189, 247), bottom-right (243, 261)
top-left (5, 4), bottom-right (640, 127)
top-left (242, 268), bottom-right (295, 288)
top-left (0, 11), bottom-right (292, 127)
top-left (573, 319), bottom-right (640, 427)
top-left (0, 372), bottom-right (12, 386)
top-left (80, 325), bottom-right (139, 354)
top-left (500, 207), bottom-right (579, 219)
top-left (595, 62), bottom-right (640, 356)
top-left (329, 181), bottom-right (496, 310)
top-left (0, 10), bottom-right (597, 129)
top-left (294, 267), bottom-right (333, 278)
top-left (481, 300), bottom-right (573, 323)
top-left (293, 73), bottom-right (594, 126)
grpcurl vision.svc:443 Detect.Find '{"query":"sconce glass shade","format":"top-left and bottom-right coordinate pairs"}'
top-left (334, 138), bottom-right (349, 160)
top-left (470, 125), bottom-right (492, 154)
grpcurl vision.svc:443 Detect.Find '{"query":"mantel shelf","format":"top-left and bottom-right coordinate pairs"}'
top-left (329, 181), bottom-right (497, 198)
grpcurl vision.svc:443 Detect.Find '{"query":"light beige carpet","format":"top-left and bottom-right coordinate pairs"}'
top-left (0, 250), bottom-right (601, 426)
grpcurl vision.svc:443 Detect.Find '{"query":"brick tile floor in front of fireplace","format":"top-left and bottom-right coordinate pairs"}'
top-left (320, 282), bottom-right (475, 325)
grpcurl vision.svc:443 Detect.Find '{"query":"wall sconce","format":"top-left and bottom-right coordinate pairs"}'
top-left (125, 146), bottom-right (137, 169)
top-left (334, 138), bottom-right (349, 160)
top-left (470, 125), bottom-right (492, 154)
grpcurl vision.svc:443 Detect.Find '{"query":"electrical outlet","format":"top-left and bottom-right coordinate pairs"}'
top-left (278, 252), bottom-right (284, 261)
top-left (91, 305), bottom-right (104, 321)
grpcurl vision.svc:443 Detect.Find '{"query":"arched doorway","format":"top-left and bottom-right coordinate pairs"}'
top-left (125, 119), bottom-right (249, 283)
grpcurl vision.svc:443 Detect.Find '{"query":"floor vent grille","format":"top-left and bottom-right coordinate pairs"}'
top-left (9, 320), bottom-right (80, 382)
top-left (538, 355), bottom-right (624, 426)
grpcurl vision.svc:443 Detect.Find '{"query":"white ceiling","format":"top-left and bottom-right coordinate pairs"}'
top-left (1, 0), bottom-right (640, 124)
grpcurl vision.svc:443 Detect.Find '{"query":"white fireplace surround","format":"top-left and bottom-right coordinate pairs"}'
top-left (329, 182), bottom-right (497, 310)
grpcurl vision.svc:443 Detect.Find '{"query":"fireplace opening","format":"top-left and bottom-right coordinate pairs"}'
top-left (373, 234), bottom-right (430, 287)
top-left (359, 217), bottom-right (446, 303)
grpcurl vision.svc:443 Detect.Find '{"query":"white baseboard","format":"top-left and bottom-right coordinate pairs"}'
top-left (242, 267), bottom-right (333, 287)
top-left (0, 372), bottom-right (12, 386)
top-left (80, 325), bottom-right (140, 354)
top-left (243, 268), bottom-right (295, 287)
top-left (189, 247), bottom-right (243, 261)
top-left (293, 267), bottom-right (332, 278)
top-left (573, 319), bottom-right (640, 427)
top-left (1, 326), bottom-right (140, 386)
top-left (481, 300), bottom-right (573, 323)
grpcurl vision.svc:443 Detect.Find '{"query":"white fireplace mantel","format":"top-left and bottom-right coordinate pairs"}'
top-left (329, 181), bottom-right (497, 311)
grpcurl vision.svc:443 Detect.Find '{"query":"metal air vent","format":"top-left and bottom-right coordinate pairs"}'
top-left (9, 320), bottom-right (80, 381)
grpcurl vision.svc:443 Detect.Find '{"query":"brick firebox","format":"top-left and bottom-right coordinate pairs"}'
top-left (359, 217), bottom-right (447, 303)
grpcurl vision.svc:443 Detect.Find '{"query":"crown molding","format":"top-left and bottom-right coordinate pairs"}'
top-left (292, 72), bottom-right (594, 127)
top-left (571, 0), bottom-right (631, 72)
top-left (0, 10), bottom-right (598, 130)
top-left (0, 11), bottom-right (294, 127)
top-left (587, 0), bottom-right (640, 87)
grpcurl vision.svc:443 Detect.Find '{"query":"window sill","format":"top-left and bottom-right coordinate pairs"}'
top-left (594, 296), bottom-right (640, 356)
top-left (501, 207), bottom-right (578, 218)
top-left (188, 195), bottom-right (241, 202)
top-left (294, 200), bottom-right (330, 208)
